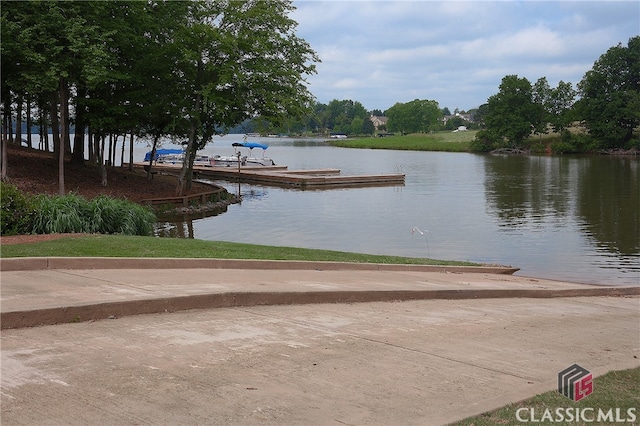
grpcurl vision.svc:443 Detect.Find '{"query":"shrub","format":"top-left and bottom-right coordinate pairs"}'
top-left (28, 192), bottom-right (157, 236)
top-left (470, 130), bottom-right (497, 152)
top-left (30, 193), bottom-right (86, 234)
top-left (0, 182), bottom-right (35, 235)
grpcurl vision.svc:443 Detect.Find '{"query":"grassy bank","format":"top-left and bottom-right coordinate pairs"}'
top-left (0, 234), bottom-right (478, 266)
top-left (329, 131), bottom-right (477, 152)
top-left (454, 366), bottom-right (640, 425)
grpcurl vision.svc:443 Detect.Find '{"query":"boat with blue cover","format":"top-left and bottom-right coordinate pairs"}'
top-left (212, 142), bottom-right (276, 167)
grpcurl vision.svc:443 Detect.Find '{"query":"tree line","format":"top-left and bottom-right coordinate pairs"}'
top-left (1, 0), bottom-right (318, 194)
top-left (231, 99), bottom-right (477, 137)
top-left (473, 36), bottom-right (639, 153)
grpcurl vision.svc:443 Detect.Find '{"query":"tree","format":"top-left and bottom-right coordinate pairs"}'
top-left (577, 36), bottom-right (640, 148)
top-left (548, 81), bottom-right (576, 133)
top-left (484, 75), bottom-right (535, 147)
top-left (2, 1), bottom-right (119, 192)
top-left (387, 99), bottom-right (441, 134)
top-left (322, 99), bottom-right (368, 133)
top-left (531, 77), bottom-right (552, 138)
top-left (349, 117), bottom-right (362, 135)
top-left (362, 116), bottom-right (375, 135)
top-left (172, 0), bottom-right (319, 194)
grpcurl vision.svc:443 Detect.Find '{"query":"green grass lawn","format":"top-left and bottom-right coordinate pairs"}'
top-left (453, 366), bottom-right (640, 425)
top-left (329, 130), bottom-right (477, 152)
top-left (0, 234), bottom-right (478, 266)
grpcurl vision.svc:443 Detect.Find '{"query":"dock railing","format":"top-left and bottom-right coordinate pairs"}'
top-left (142, 187), bottom-right (227, 207)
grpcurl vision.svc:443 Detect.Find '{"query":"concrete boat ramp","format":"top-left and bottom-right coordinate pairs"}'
top-left (136, 163), bottom-right (405, 189)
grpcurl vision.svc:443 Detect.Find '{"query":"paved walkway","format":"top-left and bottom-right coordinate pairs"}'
top-left (1, 258), bottom-right (639, 425)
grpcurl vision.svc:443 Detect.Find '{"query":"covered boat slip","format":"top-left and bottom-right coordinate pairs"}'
top-left (133, 162), bottom-right (405, 189)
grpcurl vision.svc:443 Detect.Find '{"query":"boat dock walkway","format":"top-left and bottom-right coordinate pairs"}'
top-left (133, 163), bottom-right (405, 189)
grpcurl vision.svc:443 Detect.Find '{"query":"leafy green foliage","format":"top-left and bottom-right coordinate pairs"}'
top-left (0, 185), bottom-right (156, 236)
top-left (29, 194), bottom-right (156, 236)
top-left (470, 130), bottom-right (499, 152)
top-left (31, 193), bottom-right (85, 234)
top-left (484, 75), bottom-right (535, 148)
top-left (387, 99), bottom-right (441, 134)
top-left (0, 183), bottom-right (35, 235)
top-left (577, 36), bottom-right (640, 148)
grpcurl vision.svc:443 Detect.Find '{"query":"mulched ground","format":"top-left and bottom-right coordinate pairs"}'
top-left (0, 233), bottom-right (89, 245)
top-left (4, 143), bottom-right (212, 203)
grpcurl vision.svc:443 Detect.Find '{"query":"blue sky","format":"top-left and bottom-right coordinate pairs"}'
top-left (290, 1), bottom-right (640, 112)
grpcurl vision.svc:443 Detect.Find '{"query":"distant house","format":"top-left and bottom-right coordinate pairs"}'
top-left (442, 112), bottom-right (474, 125)
top-left (370, 115), bottom-right (388, 130)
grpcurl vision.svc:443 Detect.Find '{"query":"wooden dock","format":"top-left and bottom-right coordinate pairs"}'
top-left (134, 163), bottom-right (405, 189)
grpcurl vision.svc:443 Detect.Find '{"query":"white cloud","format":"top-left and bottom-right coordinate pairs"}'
top-left (292, 0), bottom-right (640, 111)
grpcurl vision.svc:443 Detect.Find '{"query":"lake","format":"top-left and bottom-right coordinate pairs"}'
top-left (149, 135), bottom-right (639, 287)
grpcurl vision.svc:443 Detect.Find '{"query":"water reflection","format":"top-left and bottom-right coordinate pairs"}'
top-left (576, 157), bottom-right (639, 256)
top-left (150, 138), bottom-right (638, 285)
top-left (484, 155), bottom-right (570, 228)
top-left (156, 206), bottom-right (229, 238)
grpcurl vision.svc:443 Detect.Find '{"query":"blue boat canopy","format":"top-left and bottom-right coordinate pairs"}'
top-left (144, 149), bottom-right (184, 162)
top-left (232, 142), bottom-right (268, 150)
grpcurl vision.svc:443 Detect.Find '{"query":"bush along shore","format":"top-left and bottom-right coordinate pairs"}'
top-left (0, 181), bottom-right (243, 237)
top-left (1, 182), bottom-right (157, 236)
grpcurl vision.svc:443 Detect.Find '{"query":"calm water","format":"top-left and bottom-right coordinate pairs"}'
top-left (151, 135), bottom-right (639, 286)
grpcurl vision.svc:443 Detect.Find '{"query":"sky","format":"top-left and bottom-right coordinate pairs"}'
top-left (290, 1), bottom-right (640, 112)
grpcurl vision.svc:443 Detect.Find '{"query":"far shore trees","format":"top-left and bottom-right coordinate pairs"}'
top-left (386, 99), bottom-right (441, 134)
top-left (577, 36), bottom-right (640, 148)
top-left (476, 37), bottom-right (638, 152)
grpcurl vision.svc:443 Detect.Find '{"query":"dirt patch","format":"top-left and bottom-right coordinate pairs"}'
top-left (0, 233), bottom-right (92, 246)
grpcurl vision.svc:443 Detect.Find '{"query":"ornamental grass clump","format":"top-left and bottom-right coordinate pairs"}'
top-left (31, 193), bottom-right (89, 234)
top-left (11, 190), bottom-right (158, 236)
top-left (91, 196), bottom-right (156, 236)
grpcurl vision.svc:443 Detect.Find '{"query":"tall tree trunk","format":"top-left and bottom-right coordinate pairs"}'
top-left (146, 135), bottom-right (159, 181)
top-left (176, 108), bottom-right (197, 196)
top-left (107, 134), bottom-right (113, 167)
top-left (71, 87), bottom-right (87, 164)
top-left (26, 94), bottom-right (32, 148)
top-left (111, 134), bottom-right (118, 168)
top-left (38, 99), bottom-right (46, 150)
top-left (1, 90), bottom-right (9, 179)
top-left (88, 128), bottom-right (95, 163)
top-left (92, 133), bottom-right (100, 165)
top-left (58, 78), bottom-right (71, 193)
top-left (50, 90), bottom-right (64, 195)
top-left (120, 134), bottom-right (126, 167)
top-left (2, 92), bottom-right (10, 143)
top-left (128, 133), bottom-right (134, 171)
top-left (50, 94), bottom-right (60, 151)
top-left (177, 60), bottom-right (203, 196)
top-left (14, 93), bottom-right (22, 145)
top-left (72, 132), bottom-right (85, 164)
top-left (100, 135), bottom-right (107, 186)
top-left (0, 137), bottom-right (7, 181)
top-left (186, 147), bottom-right (195, 190)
